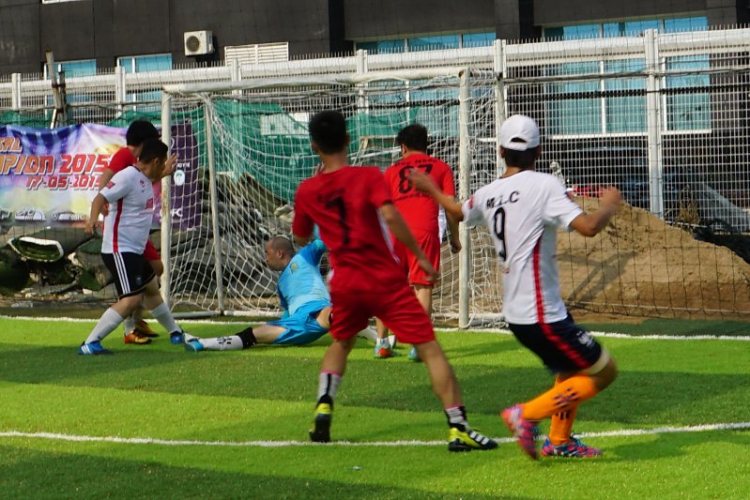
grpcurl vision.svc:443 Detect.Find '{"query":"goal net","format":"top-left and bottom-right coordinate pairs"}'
top-left (161, 69), bottom-right (502, 324)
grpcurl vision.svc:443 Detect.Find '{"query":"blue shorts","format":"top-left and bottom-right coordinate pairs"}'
top-left (268, 304), bottom-right (329, 346)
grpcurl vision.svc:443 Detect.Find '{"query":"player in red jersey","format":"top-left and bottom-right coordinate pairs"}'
top-left (374, 124), bottom-right (461, 360)
top-left (292, 110), bottom-right (497, 452)
top-left (98, 120), bottom-right (167, 345)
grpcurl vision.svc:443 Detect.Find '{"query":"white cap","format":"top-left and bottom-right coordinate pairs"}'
top-left (499, 114), bottom-right (540, 151)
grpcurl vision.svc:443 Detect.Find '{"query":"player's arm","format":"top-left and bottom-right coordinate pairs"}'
top-left (440, 167), bottom-right (462, 253)
top-left (85, 194), bottom-right (108, 235)
top-left (299, 230), bottom-right (327, 266)
top-left (96, 168), bottom-right (117, 217)
top-left (159, 153), bottom-right (178, 180)
top-left (568, 187), bottom-right (621, 237)
top-left (292, 187), bottom-right (315, 246)
top-left (97, 168), bottom-right (116, 192)
top-left (409, 169), bottom-right (464, 222)
top-left (380, 203), bottom-right (439, 281)
top-left (445, 212), bottom-right (461, 253)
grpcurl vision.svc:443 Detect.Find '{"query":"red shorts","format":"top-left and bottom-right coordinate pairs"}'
top-left (329, 285), bottom-right (435, 344)
top-left (393, 232), bottom-right (441, 286)
top-left (143, 240), bottom-right (161, 262)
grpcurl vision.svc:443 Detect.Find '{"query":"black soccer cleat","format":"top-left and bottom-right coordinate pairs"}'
top-left (309, 403), bottom-right (332, 443)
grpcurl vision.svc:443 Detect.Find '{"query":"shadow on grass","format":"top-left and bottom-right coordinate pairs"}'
top-left (600, 428), bottom-right (750, 462)
top-left (0, 445), bottom-right (532, 500)
top-left (439, 336), bottom-right (523, 360)
top-left (1, 344), bottom-right (748, 426)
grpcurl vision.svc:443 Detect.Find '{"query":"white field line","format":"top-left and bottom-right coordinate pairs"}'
top-left (2, 315), bottom-right (750, 341)
top-left (0, 422), bottom-right (748, 448)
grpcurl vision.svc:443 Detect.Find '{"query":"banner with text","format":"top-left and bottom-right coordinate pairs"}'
top-left (0, 123), bottom-right (199, 229)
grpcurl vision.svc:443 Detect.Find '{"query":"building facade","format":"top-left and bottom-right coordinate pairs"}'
top-left (0, 0), bottom-right (747, 76)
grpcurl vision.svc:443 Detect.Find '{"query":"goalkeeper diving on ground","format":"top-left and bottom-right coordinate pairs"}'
top-left (184, 235), bottom-right (376, 351)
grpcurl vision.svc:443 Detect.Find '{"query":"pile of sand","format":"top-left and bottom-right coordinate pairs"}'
top-left (432, 197), bottom-right (750, 319)
top-left (557, 198), bottom-right (750, 316)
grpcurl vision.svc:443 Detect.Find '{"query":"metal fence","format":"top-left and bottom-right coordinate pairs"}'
top-left (3, 27), bottom-right (750, 319)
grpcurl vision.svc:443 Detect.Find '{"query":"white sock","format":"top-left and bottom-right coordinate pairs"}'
top-left (356, 326), bottom-right (378, 343)
top-left (123, 315), bottom-right (135, 334)
top-left (86, 308), bottom-right (124, 344)
top-left (199, 336), bottom-right (244, 351)
top-left (317, 371), bottom-right (342, 402)
top-left (150, 303), bottom-right (180, 334)
top-left (445, 405), bottom-right (468, 430)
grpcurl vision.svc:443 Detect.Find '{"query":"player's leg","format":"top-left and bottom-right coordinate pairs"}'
top-left (309, 293), bottom-right (368, 443)
top-left (185, 327), bottom-right (266, 352)
top-left (501, 317), bottom-right (616, 459)
top-left (141, 272), bottom-right (187, 345)
top-left (187, 306), bottom-right (334, 352)
top-left (79, 253), bottom-right (146, 355)
top-left (356, 324), bottom-right (379, 343)
top-left (374, 318), bottom-right (396, 358)
top-left (405, 232), bottom-right (440, 362)
top-left (124, 242), bottom-right (162, 342)
top-left (541, 359), bottom-right (616, 457)
top-left (80, 293), bottom-right (142, 355)
top-left (408, 284), bottom-right (434, 361)
top-left (379, 286), bottom-right (497, 452)
top-left (373, 240), bottom-right (409, 358)
top-left (310, 335), bottom-right (357, 442)
top-left (135, 256), bottom-right (163, 337)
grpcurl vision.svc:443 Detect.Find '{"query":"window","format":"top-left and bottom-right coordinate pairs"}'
top-left (545, 24), bottom-right (601, 40)
top-left (117, 54), bottom-right (172, 73)
top-left (407, 35), bottom-right (460, 52)
top-left (462, 32), bottom-right (495, 47)
top-left (43, 59), bottom-right (96, 79)
top-left (665, 55), bottom-right (710, 131)
top-left (544, 16), bottom-right (708, 40)
top-left (547, 62), bottom-right (603, 135)
top-left (355, 32), bottom-right (494, 54)
top-left (604, 59), bottom-right (647, 133)
top-left (544, 16), bottom-right (710, 135)
top-left (356, 40), bottom-right (406, 54)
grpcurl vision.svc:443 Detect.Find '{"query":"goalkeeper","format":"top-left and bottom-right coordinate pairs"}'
top-left (185, 235), bottom-right (374, 351)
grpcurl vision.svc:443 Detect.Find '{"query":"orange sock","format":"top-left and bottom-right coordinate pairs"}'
top-left (545, 376), bottom-right (579, 445)
top-left (549, 404), bottom-right (579, 446)
top-left (521, 374), bottom-right (598, 421)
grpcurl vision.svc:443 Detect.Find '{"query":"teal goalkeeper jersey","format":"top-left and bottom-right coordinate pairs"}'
top-left (277, 239), bottom-right (331, 316)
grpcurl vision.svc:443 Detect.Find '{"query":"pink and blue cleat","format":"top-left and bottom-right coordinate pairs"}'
top-left (541, 435), bottom-right (602, 457)
top-left (501, 404), bottom-right (540, 460)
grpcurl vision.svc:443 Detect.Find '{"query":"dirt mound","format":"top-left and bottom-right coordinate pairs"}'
top-left (558, 198), bottom-right (750, 316)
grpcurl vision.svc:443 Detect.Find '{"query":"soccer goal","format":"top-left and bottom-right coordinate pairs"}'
top-left (159, 67), bottom-right (503, 326)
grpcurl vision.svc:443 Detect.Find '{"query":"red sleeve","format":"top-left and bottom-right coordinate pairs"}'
top-left (108, 148), bottom-right (135, 174)
top-left (367, 168), bottom-right (393, 208)
top-left (440, 161), bottom-right (456, 197)
top-left (292, 183), bottom-right (315, 239)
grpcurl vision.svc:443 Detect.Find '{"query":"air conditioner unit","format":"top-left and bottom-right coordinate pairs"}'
top-left (184, 30), bottom-right (214, 56)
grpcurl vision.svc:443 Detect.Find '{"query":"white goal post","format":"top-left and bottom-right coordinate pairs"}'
top-left (159, 67), bottom-right (504, 326)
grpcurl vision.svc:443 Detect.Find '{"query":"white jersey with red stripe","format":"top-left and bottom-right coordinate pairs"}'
top-left (462, 169), bottom-right (583, 325)
top-left (100, 166), bottom-right (155, 254)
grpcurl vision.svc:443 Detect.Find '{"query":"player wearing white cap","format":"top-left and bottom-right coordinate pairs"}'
top-left (410, 114), bottom-right (621, 460)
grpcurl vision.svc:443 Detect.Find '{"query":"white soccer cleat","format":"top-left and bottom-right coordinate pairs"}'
top-left (356, 326), bottom-right (378, 343)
